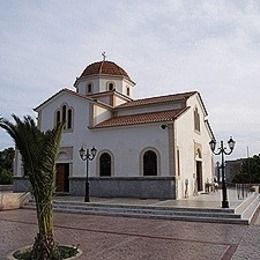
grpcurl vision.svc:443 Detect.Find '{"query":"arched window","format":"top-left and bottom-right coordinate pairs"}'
top-left (143, 150), bottom-right (157, 176)
top-left (194, 107), bottom-right (200, 132)
top-left (87, 83), bottom-right (92, 93)
top-left (100, 152), bottom-right (112, 176)
top-left (109, 83), bottom-right (114, 91)
top-left (55, 104), bottom-right (73, 130)
top-left (67, 109), bottom-right (72, 129)
top-left (56, 110), bottom-right (61, 126)
top-left (62, 105), bottom-right (67, 123)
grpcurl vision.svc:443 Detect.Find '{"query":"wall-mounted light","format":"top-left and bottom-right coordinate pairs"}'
top-left (161, 124), bottom-right (168, 130)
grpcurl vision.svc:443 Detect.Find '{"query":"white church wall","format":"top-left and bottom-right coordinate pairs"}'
top-left (38, 93), bottom-right (92, 178)
top-left (116, 101), bottom-right (185, 116)
top-left (77, 124), bottom-right (170, 178)
top-left (96, 95), bottom-right (111, 105)
top-left (175, 94), bottom-right (213, 199)
top-left (38, 93), bottom-right (170, 179)
top-left (113, 95), bottom-right (128, 106)
top-left (186, 94), bottom-right (214, 183)
top-left (175, 109), bottom-right (194, 199)
top-left (122, 79), bottom-right (134, 98)
top-left (38, 93), bottom-right (89, 132)
top-left (76, 75), bottom-right (134, 99)
top-left (93, 104), bottom-right (112, 125)
top-left (99, 77), bottom-right (123, 92)
top-left (77, 78), bottom-right (100, 95)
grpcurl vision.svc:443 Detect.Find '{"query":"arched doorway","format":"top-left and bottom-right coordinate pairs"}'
top-left (143, 150), bottom-right (157, 176)
top-left (100, 152), bottom-right (112, 176)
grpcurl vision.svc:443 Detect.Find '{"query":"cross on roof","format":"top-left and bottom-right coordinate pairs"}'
top-left (102, 51), bottom-right (106, 61)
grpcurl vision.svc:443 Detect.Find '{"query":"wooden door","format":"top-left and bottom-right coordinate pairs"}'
top-left (56, 163), bottom-right (69, 192)
top-left (196, 161), bottom-right (203, 192)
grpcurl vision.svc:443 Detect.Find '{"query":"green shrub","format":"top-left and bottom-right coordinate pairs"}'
top-left (0, 169), bottom-right (13, 184)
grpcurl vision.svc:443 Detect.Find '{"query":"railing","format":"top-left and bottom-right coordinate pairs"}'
top-left (234, 183), bottom-right (260, 200)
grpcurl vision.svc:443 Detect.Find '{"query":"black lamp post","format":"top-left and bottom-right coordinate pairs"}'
top-left (216, 161), bottom-right (220, 184)
top-left (209, 137), bottom-right (235, 208)
top-left (79, 146), bottom-right (97, 202)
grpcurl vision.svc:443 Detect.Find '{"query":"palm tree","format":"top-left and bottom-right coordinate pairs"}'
top-left (0, 115), bottom-right (64, 259)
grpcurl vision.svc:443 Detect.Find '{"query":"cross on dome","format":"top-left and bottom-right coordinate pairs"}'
top-left (102, 51), bottom-right (106, 61)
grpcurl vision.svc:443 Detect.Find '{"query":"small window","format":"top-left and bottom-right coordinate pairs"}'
top-left (87, 83), bottom-right (92, 93)
top-left (56, 111), bottom-right (61, 126)
top-left (62, 105), bottom-right (66, 123)
top-left (127, 87), bottom-right (130, 96)
top-left (109, 83), bottom-right (114, 91)
top-left (67, 109), bottom-right (72, 129)
top-left (194, 107), bottom-right (200, 132)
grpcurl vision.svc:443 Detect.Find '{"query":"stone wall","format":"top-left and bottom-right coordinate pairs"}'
top-left (70, 177), bottom-right (176, 199)
top-left (13, 176), bottom-right (176, 199)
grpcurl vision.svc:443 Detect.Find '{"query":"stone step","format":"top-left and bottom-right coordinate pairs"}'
top-left (29, 199), bottom-right (235, 213)
top-left (25, 194), bottom-right (260, 225)
top-left (235, 193), bottom-right (257, 214)
top-left (27, 201), bottom-right (241, 219)
top-left (23, 204), bottom-right (248, 224)
top-left (241, 195), bottom-right (260, 223)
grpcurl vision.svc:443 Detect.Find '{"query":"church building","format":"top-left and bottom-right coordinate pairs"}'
top-left (14, 57), bottom-right (215, 199)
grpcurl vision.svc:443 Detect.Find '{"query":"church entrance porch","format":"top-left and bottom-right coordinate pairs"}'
top-left (56, 163), bottom-right (69, 193)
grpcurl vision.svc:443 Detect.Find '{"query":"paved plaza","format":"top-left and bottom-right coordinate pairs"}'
top-left (0, 208), bottom-right (260, 260)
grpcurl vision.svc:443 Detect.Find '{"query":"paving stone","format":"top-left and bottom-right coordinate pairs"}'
top-left (0, 209), bottom-right (260, 259)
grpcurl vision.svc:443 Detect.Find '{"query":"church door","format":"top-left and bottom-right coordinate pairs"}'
top-left (56, 163), bottom-right (69, 192)
top-left (196, 161), bottom-right (203, 192)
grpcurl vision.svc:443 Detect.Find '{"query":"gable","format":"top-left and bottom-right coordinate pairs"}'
top-left (34, 88), bottom-right (111, 112)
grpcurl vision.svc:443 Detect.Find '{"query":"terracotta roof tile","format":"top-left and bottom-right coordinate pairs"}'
top-left (80, 60), bottom-right (132, 82)
top-left (116, 91), bottom-right (197, 109)
top-left (94, 107), bottom-right (189, 128)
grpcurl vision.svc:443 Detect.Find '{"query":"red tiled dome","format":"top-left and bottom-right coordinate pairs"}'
top-left (80, 60), bottom-right (132, 82)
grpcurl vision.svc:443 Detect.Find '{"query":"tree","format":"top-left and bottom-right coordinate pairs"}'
top-left (233, 154), bottom-right (260, 183)
top-left (0, 115), bottom-right (64, 259)
top-left (0, 147), bottom-right (15, 172)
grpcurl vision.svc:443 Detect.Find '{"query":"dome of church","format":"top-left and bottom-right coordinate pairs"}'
top-left (80, 60), bottom-right (132, 82)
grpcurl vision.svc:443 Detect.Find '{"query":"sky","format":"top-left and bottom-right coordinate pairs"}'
top-left (1, 0), bottom-right (260, 160)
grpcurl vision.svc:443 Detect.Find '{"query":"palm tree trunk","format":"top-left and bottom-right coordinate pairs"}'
top-left (31, 191), bottom-right (60, 259)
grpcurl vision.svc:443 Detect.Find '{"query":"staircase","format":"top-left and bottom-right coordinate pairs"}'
top-left (24, 193), bottom-right (260, 225)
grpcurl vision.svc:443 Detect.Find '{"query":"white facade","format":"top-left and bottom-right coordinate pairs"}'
top-left (14, 59), bottom-right (214, 199)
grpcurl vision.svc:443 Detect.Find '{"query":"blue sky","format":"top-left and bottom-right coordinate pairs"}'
top-left (1, 0), bottom-right (260, 159)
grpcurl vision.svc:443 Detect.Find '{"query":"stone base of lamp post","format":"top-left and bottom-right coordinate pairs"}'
top-left (222, 200), bottom-right (229, 208)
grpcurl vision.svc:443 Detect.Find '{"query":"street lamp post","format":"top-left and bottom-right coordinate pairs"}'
top-left (79, 146), bottom-right (97, 202)
top-left (216, 161), bottom-right (220, 184)
top-left (209, 137), bottom-right (235, 208)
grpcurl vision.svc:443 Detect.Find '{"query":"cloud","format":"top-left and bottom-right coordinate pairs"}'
top-left (1, 0), bottom-right (260, 159)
